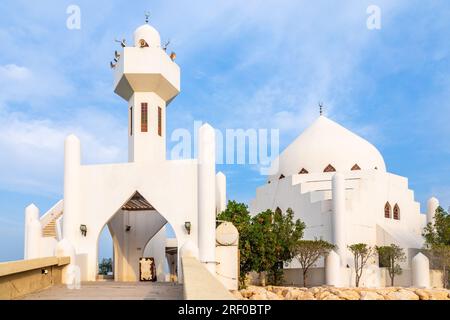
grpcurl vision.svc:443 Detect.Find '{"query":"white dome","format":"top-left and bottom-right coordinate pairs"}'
top-left (270, 116), bottom-right (386, 179)
top-left (133, 24), bottom-right (161, 48)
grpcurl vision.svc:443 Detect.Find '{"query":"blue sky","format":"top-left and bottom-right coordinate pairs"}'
top-left (0, 0), bottom-right (449, 262)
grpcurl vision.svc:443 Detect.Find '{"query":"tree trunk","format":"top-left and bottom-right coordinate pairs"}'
top-left (303, 269), bottom-right (308, 288)
top-left (260, 272), bottom-right (266, 287)
top-left (391, 275), bottom-right (394, 287)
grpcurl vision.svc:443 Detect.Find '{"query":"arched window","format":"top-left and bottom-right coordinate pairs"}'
top-left (324, 164), bottom-right (336, 172)
top-left (279, 174), bottom-right (285, 180)
top-left (384, 202), bottom-right (391, 218)
top-left (393, 204), bottom-right (400, 220)
top-left (351, 164), bottom-right (361, 171)
top-left (299, 168), bottom-right (309, 174)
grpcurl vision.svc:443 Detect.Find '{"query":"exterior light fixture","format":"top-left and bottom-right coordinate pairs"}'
top-left (80, 224), bottom-right (87, 237)
top-left (184, 221), bottom-right (191, 235)
top-left (125, 225), bottom-right (131, 232)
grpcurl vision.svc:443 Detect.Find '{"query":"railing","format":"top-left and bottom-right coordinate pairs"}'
top-left (40, 200), bottom-right (64, 228)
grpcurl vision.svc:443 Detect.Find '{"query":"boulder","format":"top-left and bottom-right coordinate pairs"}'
top-left (250, 293), bottom-right (268, 300)
top-left (428, 290), bottom-right (450, 300)
top-left (360, 291), bottom-right (385, 300)
top-left (414, 289), bottom-right (430, 300)
top-left (231, 290), bottom-right (244, 300)
top-left (297, 291), bottom-right (315, 300)
top-left (266, 291), bottom-right (282, 300)
top-left (336, 290), bottom-right (360, 300)
top-left (385, 289), bottom-right (419, 300)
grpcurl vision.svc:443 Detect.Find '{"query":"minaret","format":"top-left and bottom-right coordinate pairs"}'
top-left (113, 19), bottom-right (180, 162)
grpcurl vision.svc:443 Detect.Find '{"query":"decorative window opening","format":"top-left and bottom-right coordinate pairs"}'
top-left (158, 107), bottom-right (162, 136)
top-left (141, 103), bottom-right (148, 132)
top-left (384, 202), bottom-right (391, 218)
top-left (299, 168), bottom-right (309, 174)
top-left (279, 174), bottom-right (285, 180)
top-left (130, 106), bottom-right (133, 136)
top-left (393, 204), bottom-right (400, 220)
top-left (324, 164), bottom-right (336, 172)
top-left (351, 164), bottom-right (361, 171)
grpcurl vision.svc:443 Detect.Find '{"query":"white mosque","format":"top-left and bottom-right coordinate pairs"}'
top-left (250, 114), bottom-right (441, 287)
top-left (23, 21), bottom-right (230, 284)
top-left (21, 19), bottom-right (441, 290)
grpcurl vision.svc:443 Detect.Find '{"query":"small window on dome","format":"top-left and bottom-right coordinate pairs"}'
top-left (393, 204), bottom-right (400, 220)
top-left (351, 164), bottom-right (361, 171)
top-left (384, 202), bottom-right (391, 218)
top-left (299, 168), bottom-right (309, 174)
top-left (279, 174), bottom-right (285, 180)
top-left (323, 164), bottom-right (336, 173)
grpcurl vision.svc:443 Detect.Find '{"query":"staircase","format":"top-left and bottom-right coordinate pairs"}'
top-left (40, 200), bottom-right (64, 239)
top-left (42, 218), bottom-right (58, 238)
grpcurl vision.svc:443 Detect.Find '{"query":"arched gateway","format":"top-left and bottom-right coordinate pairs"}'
top-left (23, 20), bottom-right (227, 283)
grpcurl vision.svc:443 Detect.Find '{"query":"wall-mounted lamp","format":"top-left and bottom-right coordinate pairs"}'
top-left (80, 224), bottom-right (87, 237)
top-left (184, 221), bottom-right (191, 235)
top-left (125, 225), bottom-right (131, 232)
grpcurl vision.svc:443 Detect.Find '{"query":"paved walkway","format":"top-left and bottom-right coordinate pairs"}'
top-left (20, 281), bottom-right (183, 300)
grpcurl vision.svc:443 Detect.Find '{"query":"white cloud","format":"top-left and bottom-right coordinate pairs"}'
top-left (0, 108), bottom-right (126, 195)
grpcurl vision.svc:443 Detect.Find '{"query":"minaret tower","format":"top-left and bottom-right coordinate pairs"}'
top-left (113, 18), bottom-right (180, 162)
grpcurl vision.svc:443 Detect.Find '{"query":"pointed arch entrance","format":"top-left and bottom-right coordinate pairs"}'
top-left (95, 191), bottom-right (178, 282)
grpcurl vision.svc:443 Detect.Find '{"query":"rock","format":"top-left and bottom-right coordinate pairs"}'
top-left (360, 291), bottom-right (385, 300)
top-left (266, 291), bottom-right (282, 300)
top-left (414, 289), bottom-right (430, 300)
top-left (428, 290), bottom-right (450, 300)
top-left (250, 293), bottom-right (267, 300)
top-left (285, 290), bottom-right (302, 300)
top-left (308, 287), bottom-right (321, 294)
top-left (337, 290), bottom-right (360, 300)
top-left (315, 290), bottom-right (333, 300)
top-left (323, 294), bottom-right (341, 300)
top-left (297, 291), bottom-right (315, 300)
top-left (240, 289), bottom-right (253, 299)
top-left (231, 290), bottom-right (244, 300)
top-left (385, 289), bottom-right (419, 300)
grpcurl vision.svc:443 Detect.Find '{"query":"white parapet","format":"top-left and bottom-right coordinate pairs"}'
top-left (24, 204), bottom-right (41, 260)
top-left (426, 197), bottom-right (439, 225)
top-left (325, 250), bottom-right (341, 287)
top-left (63, 134), bottom-right (81, 244)
top-left (412, 252), bottom-right (430, 288)
top-left (215, 172), bottom-right (227, 215)
top-left (332, 173), bottom-right (346, 266)
top-left (197, 124), bottom-right (216, 274)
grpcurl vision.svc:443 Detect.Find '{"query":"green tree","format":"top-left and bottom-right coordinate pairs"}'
top-left (376, 244), bottom-right (406, 286)
top-left (218, 202), bottom-right (306, 287)
top-left (250, 209), bottom-right (278, 286)
top-left (295, 239), bottom-right (335, 287)
top-left (422, 206), bottom-right (450, 288)
top-left (348, 243), bottom-right (375, 287)
top-left (98, 258), bottom-right (112, 275)
top-left (268, 208), bottom-right (305, 285)
top-left (217, 200), bottom-right (253, 288)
